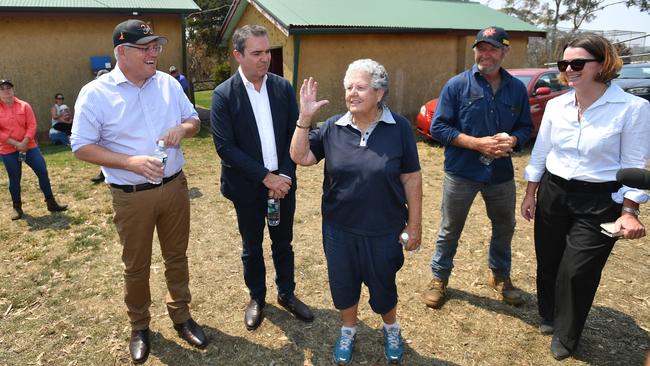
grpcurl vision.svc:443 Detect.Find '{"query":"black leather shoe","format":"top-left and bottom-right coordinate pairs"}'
top-left (174, 318), bottom-right (208, 348)
top-left (277, 295), bottom-right (314, 322)
top-left (129, 329), bottom-right (150, 364)
top-left (90, 171), bottom-right (104, 183)
top-left (539, 319), bottom-right (554, 335)
top-left (550, 337), bottom-right (572, 360)
top-left (244, 299), bottom-right (265, 330)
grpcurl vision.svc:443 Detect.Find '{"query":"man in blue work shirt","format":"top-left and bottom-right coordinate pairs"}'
top-left (422, 26), bottom-right (533, 309)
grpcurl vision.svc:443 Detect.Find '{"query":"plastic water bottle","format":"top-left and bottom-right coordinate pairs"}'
top-left (479, 132), bottom-right (509, 166)
top-left (400, 232), bottom-right (419, 254)
top-left (18, 151), bottom-right (26, 162)
top-left (267, 198), bottom-right (280, 226)
top-left (149, 140), bottom-right (167, 184)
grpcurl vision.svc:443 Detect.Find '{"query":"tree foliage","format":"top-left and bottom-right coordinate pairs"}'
top-left (187, 0), bottom-right (233, 85)
top-left (499, 0), bottom-right (649, 66)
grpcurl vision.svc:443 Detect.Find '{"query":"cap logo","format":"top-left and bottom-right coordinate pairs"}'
top-left (140, 24), bottom-right (152, 35)
top-left (502, 39), bottom-right (510, 46)
top-left (483, 27), bottom-right (497, 37)
top-left (119, 32), bottom-right (125, 40)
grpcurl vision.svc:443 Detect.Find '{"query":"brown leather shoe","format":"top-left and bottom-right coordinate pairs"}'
top-left (129, 329), bottom-right (150, 364)
top-left (244, 299), bottom-right (265, 330)
top-left (488, 274), bottom-right (524, 306)
top-left (277, 295), bottom-right (314, 322)
top-left (174, 318), bottom-right (208, 348)
top-left (422, 278), bottom-right (448, 309)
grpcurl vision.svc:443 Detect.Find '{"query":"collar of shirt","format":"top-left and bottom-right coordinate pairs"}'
top-left (557, 82), bottom-right (628, 110)
top-left (109, 64), bottom-right (159, 88)
top-left (238, 67), bottom-right (268, 91)
top-left (335, 107), bottom-right (396, 147)
top-left (471, 64), bottom-right (512, 90)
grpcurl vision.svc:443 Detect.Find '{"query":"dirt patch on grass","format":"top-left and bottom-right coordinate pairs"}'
top-left (0, 135), bottom-right (648, 365)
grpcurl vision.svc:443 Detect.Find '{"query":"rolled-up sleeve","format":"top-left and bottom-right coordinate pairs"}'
top-left (71, 87), bottom-right (101, 152)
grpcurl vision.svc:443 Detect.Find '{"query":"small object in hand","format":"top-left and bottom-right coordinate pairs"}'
top-left (600, 222), bottom-right (623, 238)
top-left (400, 232), bottom-right (419, 253)
top-left (18, 151), bottom-right (26, 162)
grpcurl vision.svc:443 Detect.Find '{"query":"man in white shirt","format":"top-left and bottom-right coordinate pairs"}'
top-left (71, 19), bottom-right (206, 364)
top-left (211, 24), bottom-right (314, 331)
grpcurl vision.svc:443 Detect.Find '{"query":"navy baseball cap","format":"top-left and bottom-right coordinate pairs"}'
top-left (472, 26), bottom-right (510, 48)
top-left (113, 19), bottom-right (168, 47)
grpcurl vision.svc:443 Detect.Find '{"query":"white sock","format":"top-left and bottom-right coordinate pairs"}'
top-left (384, 321), bottom-right (400, 332)
top-left (341, 325), bottom-right (357, 337)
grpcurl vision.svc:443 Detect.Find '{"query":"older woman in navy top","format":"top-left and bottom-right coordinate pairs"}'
top-left (521, 33), bottom-right (650, 360)
top-left (290, 59), bottom-right (422, 365)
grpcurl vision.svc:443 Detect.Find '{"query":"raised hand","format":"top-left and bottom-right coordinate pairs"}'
top-left (299, 77), bottom-right (329, 123)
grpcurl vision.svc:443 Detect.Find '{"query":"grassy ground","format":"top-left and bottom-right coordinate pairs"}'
top-left (194, 90), bottom-right (213, 109)
top-left (0, 133), bottom-right (648, 365)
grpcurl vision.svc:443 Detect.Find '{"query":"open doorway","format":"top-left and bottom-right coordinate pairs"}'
top-left (269, 48), bottom-right (283, 76)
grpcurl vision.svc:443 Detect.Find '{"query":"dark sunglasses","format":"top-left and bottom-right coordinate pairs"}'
top-left (557, 58), bottom-right (601, 72)
top-left (56, 97), bottom-right (64, 100)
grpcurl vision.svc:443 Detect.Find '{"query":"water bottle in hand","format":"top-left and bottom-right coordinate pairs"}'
top-left (400, 232), bottom-right (419, 254)
top-left (479, 132), bottom-right (509, 165)
top-left (149, 140), bottom-right (167, 184)
top-left (267, 198), bottom-right (280, 226)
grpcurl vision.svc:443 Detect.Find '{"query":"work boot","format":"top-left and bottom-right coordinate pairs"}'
top-left (11, 202), bottom-right (23, 220)
top-left (45, 197), bottom-right (67, 212)
top-left (488, 273), bottom-right (524, 306)
top-left (422, 278), bottom-right (448, 309)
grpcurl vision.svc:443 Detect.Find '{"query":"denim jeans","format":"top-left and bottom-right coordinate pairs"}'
top-left (430, 172), bottom-right (516, 281)
top-left (49, 130), bottom-right (70, 146)
top-left (1, 148), bottom-right (54, 205)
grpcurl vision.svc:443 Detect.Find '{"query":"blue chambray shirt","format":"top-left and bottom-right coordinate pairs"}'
top-left (430, 65), bottom-right (533, 184)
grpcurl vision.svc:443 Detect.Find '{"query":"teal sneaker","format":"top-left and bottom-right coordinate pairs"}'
top-left (383, 327), bottom-right (404, 364)
top-left (333, 328), bottom-right (356, 365)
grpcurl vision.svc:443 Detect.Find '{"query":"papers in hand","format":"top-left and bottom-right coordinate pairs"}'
top-left (600, 222), bottom-right (623, 237)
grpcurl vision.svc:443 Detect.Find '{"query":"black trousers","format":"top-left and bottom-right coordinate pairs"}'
top-left (534, 172), bottom-right (621, 352)
top-left (233, 191), bottom-right (296, 303)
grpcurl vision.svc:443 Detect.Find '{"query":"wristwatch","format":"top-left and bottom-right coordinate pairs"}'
top-left (622, 206), bottom-right (641, 216)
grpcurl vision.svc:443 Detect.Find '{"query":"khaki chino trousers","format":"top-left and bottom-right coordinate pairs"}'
top-left (110, 171), bottom-right (192, 330)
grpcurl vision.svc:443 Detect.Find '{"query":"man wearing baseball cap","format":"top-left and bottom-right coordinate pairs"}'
top-left (71, 19), bottom-right (205, 363)
top-left (169, 65), bottom-right (190, 96)
top-left (422, 26), bottom-right (533, 309)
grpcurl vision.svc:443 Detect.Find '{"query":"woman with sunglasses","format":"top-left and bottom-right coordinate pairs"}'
top-left (49, 93), bottom-right (72, 145)
top-left (520, 33), bottom-right (650, 360)
top-left (0, 79), bottom-right (67, 220)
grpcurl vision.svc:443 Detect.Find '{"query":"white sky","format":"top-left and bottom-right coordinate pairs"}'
top-left (480, 0), bottom-right (650, 34)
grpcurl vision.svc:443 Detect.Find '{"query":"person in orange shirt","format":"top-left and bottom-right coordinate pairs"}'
top-left (0, 79), bottom-right (67, 220)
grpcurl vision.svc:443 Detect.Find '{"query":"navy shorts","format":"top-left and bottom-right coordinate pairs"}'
top-left (322, 222), bottom-right (404, 315)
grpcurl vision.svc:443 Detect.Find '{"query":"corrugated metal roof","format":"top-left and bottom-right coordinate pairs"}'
top-left (0, 0), bottom-right (199, 11)
top-left (253, 0), bottom-right (540, 32)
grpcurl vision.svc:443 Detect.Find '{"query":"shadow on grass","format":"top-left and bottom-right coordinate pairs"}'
top-left (21, 212), bottom-right (71, 231)
top-left (265, 304), bottom-right (460, 366)
top-left (448, 288), bottom-right (649, 365)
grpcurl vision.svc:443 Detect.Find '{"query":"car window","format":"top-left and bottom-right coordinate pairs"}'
top-left (619, 66), bottom-right (650, 79)
top-left (536, 73), bottom-right (567, 92)
top-left (514, 75), bottom-right (532, 89)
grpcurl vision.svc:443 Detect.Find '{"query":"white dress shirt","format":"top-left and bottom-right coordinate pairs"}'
top-left (524, 84), bottom-right (650, 204)
top-left (71, 66), bottom-right (199, 185)
top-left (238, 67), bottom-right (278, 172)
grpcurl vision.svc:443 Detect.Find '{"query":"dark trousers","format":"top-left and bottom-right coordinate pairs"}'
top-left (233, 191), bottom-right (296, 303)
top-left (1, 148), bottom-right (54, 205)
top-left (534, 172), bottom-right (621, 352)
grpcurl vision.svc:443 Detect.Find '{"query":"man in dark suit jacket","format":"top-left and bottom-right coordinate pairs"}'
top-left (211, 24), bottom-right (314, 331)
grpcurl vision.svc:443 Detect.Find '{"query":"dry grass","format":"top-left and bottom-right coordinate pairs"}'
top-left (0, 132), bottom-right (648, 366)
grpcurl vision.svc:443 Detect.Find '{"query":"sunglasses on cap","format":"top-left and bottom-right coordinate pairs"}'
top-left (557, 58), bottom-right (601, 72)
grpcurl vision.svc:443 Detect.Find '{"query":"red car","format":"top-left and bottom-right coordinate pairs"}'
top-left (415, 68), bottom-right (571, 139)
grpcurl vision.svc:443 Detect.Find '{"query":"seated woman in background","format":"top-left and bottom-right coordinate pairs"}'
top-left (49, 93), bottom-right (72, 145)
